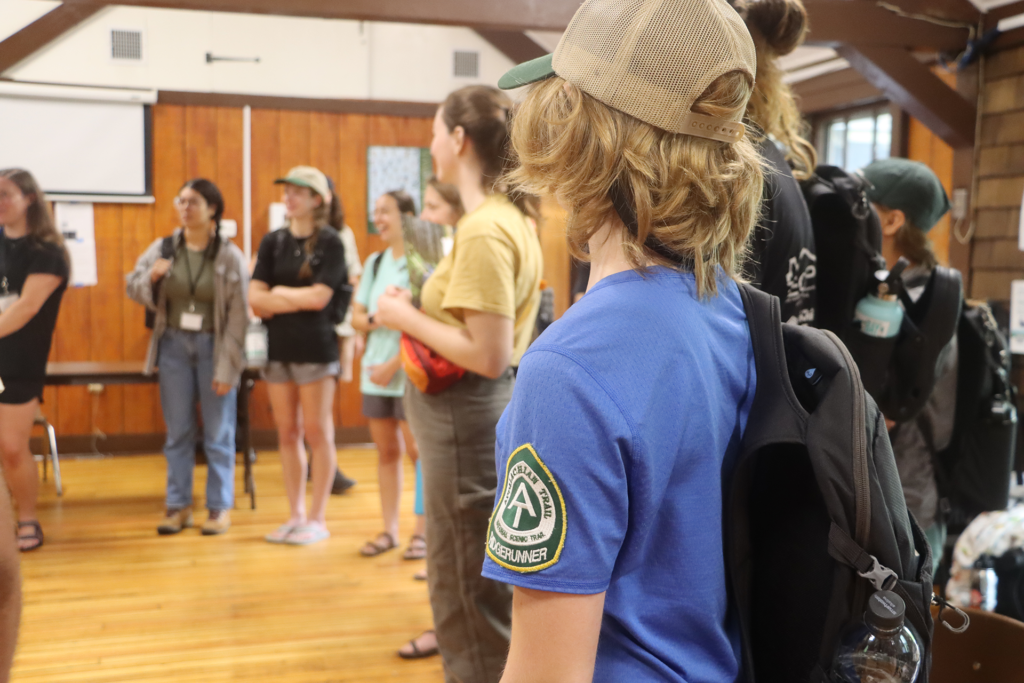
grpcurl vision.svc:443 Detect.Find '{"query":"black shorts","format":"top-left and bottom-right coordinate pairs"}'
top-left (0, 376), bottom-right (44, 405)
top-left (362, 394), bottom-right (406, 421)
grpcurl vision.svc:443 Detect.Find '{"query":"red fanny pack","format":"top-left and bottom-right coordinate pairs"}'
top-left (400, 333), bottom-right (466, 394)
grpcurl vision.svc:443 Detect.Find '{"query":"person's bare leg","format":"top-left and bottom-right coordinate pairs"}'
top-left (0, 402), bottom-right (41, 552)
top-left (368, 417), bottom-right (402, 544)
top-left (267, 383), bottom-right (306, 525)
top-left (399, 420), bottom-right (427, 540)
top-left (0, 472), bottom-right (21, 682)
top-left (300, 378), bottom-right (336, 526)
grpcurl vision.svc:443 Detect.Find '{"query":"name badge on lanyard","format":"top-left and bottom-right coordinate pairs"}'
top-left (180, 309), bottom-right (204, 331)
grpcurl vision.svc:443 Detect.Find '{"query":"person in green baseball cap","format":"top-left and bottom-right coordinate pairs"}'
top-left (861, 156), bottom-right (957, 576)
top-left (861, 157), bottom-right (951, 271)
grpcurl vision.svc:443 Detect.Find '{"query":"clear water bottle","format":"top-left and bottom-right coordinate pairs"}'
top-left (245, 319), bottom-right (268, 369)
top-left (970, 555), bottom-right (999, 611)
top-left (832, 590), bottom-right (921, 683)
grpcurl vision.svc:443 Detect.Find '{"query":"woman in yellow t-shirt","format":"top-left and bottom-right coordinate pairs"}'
top-left (376, 85), bottom-right (543, 682)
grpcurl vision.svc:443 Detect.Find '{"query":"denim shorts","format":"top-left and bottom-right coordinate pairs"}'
top-left (263, 361), bottom-right (340, 385)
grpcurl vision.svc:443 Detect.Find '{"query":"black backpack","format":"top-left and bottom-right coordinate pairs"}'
top-left (272, 228), bottom-right (353, 326)
top-left (144, 236), bottom-right (178, 330)
top-left (801, 166), bottom-right (886, 340)
top-left (846, 265), bottom-right (963, 423)
top-left (933, 302), bottom-right (1019, 532)
top-left (729, 285), bottom-right (967, 683)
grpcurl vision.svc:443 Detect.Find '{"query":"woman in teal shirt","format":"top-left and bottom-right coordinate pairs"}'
top-left (352, 190), bottom-right (424, 558)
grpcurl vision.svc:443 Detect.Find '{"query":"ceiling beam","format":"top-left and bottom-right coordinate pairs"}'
top-left (0, 3), bottom-right (105, 74)
top-left (803, 1), bottom-right (970, 51)
top-left (837, 44), bottom-right (976, 148)
top-left (57, 0), bottom-right (575, 32)
top-left (52, 0), bottom-right (973, 49)
top-left (871, 0), bottom-right (979, 24)
top-left (474, 30), bottom-right (548, 65)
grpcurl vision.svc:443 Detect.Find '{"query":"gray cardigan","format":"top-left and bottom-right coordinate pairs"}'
top-left (126, 230), bottom-right (249, 387)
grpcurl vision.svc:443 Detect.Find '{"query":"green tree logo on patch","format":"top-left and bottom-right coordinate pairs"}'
top-left (487, 444), bottom-right (566, 573)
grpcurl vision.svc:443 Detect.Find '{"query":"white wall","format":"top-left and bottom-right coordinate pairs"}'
top-left (3, 6), bottom-right (515, 103)
top-left (368, 22), bottom-right (517, 101)
top-left (0, 0), bottom-right (60, 43)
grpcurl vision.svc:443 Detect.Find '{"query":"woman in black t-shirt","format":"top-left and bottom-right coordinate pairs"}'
top-left (0, 169), bottom-right (70, 552)
top-left (250, 166), bottom-right (347, 546)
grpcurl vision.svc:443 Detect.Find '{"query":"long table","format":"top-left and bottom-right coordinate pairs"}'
top-left (44, 361), bottom-right (258, 509)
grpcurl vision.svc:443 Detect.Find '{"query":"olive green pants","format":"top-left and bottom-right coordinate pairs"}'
top-left (404, 370), bottom-right (515, 683)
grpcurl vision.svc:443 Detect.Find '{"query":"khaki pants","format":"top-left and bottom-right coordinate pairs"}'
top-left (404, 370), bottom-right (515, 683)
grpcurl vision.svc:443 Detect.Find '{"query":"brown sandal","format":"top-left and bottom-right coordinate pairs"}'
top-left (398, 630), bottom-right (439, 659)
top-left (403, 534), bottom-right (427, 560)
top-left (360, 532), bottom-right (398, 557)
top-left (17, 521), bottom-right (43, 552)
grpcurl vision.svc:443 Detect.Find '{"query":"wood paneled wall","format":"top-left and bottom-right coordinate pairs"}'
top-left (39, 104), bottom-right (433, 441)
top-left (39, 102), bottom-right (573, 445)
top-left (905, 69), bottom-right (956, 269)
top-left (970, 45), bottom-right (1024, 302)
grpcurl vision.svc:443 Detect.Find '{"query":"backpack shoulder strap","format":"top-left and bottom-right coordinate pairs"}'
top-left (737, 283), bottom-right (806, 450)
top-left (160, 236), bottom-right (176, 259)
top-left (372, 250), bottom-right (384, 279)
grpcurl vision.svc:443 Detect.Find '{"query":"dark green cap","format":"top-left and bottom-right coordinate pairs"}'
top-left (498, 54), bottom-right (556, 91)
top-left (861, 158), bottom-right (951, 233)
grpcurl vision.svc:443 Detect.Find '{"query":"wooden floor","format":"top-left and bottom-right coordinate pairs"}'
top-left (12, 448), bottom-right (444, 682)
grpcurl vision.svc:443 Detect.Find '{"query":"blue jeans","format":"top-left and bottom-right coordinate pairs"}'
top-left (158, 329), bottom-right (237, 511)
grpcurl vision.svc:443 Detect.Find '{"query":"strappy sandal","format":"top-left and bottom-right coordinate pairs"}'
top-left (397, 630), bottom-right (439, 660)
top-left (17, 521), bottom-right (43, 552)
top-left (403, 534), bottom-right (427, 560)
top-left (360, 532), bottom-right (398, 557)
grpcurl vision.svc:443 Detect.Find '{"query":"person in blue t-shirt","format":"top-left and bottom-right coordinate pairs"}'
top-left (352, 190), bottom-right (423, 559)
top-left (485, 0), bottom-right (763, 681)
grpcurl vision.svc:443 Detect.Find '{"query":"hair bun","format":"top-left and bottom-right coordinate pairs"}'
top-left (742, 0), bottom-right (808, 57)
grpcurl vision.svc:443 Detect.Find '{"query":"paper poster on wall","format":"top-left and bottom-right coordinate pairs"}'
top-left (367, 146), bottom-right (433, 233)
top-left (269, 202), bottom-right (287, 232)
top-left (1011, 280), bottom-right (1024, 354)
top-left (54, 202), bottom-right (97, 288)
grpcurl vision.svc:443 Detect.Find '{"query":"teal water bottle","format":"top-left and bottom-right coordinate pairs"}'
top-left (855, 290), bottom-right (903, 338)
top-left (855, 260), bottom-right (907, 339)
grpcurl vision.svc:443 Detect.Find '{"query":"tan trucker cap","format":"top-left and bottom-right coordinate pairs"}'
top-left (498, 0), bottom-right (756, 144)
top-left (274, 165), bottom-right (330, 199)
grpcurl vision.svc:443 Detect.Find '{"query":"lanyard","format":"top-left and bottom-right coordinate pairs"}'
top-left (181, 240), bottom-right (212, 312)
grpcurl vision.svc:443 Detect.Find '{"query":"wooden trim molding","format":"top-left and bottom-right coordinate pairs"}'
top-left (30, 427), bottom-right (372, 456)
top-left (157, 90), bottom-right (438, 117)
top-left (0, 3), bottom-right (105, 74)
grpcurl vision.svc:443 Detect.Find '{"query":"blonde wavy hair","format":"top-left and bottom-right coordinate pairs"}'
top-left (732, 0), bottom-right (817, 180)
top-left (507, 72), bottom-right (764, 298)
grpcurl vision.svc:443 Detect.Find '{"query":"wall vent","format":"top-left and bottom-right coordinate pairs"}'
top-left (111, 29), bottom-right (143, 61)
top-left (453, 50), bottom-right (479, 78)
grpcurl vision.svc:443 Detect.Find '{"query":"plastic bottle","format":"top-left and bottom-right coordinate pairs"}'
top-left (970, 555), bottom-right (999, 611)
top-left (245, 319), bottom-right (268, 369)
top-left (832, 590), bottom-right (922, 683)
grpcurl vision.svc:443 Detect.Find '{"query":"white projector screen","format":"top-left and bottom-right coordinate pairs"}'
top-left (0, 96), bottom-right (148, 196)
